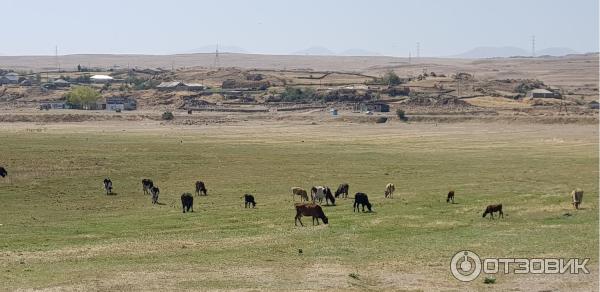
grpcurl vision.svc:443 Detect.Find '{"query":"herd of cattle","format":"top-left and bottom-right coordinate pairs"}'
top-left (0, 166), bottom-right (586, 225)
top-left (94, 174), bottom-right (587, 225)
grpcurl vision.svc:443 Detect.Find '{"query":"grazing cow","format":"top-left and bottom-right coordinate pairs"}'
top-left (446, 191), bottom-right (455, 203)
top-left (571, 189), bottom-right (584, 210)
top-left (324, 187), bottom-right (336, 206)
top-left (142, 179), bottom-right (153, 195)
top-left (181, 193), bottom-right (194, 213)
top-left (103, 178), bottom-right (113, 195)
top-left (150, 186), bottom-right (160, 204)
top-left (243, 194), bottom-right (256, 208)
top-left (354, 192), bottom-right (372, 212)
top-left (335, 183), bottom-right (349, 199)
top-left (482, 204), bottom-right (503, 219)
top-left (291, 187), bottom-right (309, 202)
top-left (0, 167), bottom-right (7, 178)
top-left (294, 203), bottom-right (328, 226)
top-left (312, 186), bottom-right (334, 205)
top-left (384, 183), bottom-right (395, 198)
top-left (195, 181), bottom-right (207, 196)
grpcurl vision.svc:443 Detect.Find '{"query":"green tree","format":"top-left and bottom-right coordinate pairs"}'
top-left (382, 71), bottom-right (402, 86)
top-left (65, 86), bottom-right (101, 108)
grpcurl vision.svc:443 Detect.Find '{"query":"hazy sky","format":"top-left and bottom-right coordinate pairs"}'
top-left (2, 0), bottom-right (598, 56)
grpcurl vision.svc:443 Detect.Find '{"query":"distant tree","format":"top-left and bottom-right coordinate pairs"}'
top-left (65, 86), bottom-right (101, 108)
top-left (382, 71), bottom-right (402, 86)
top-left (77, 64), bottom-right (81, 72)
top-left (162, 111), bottom-right (174, 120)
top-left (396, 108), bottom-right (408, 121)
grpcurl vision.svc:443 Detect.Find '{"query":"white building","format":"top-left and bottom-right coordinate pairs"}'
top-left (90, 75), bottom-right (114, 83)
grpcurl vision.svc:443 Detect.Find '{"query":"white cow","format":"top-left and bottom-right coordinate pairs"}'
top-left (311, 186), bottom-right (326, 203)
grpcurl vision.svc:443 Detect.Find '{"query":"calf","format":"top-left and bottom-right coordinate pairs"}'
top-left (0, 166), bottom-right (7, 178)
top-left (571, 189), bottom-right (584, 209)
top-left (150, 186), bottom-right (160, 204)
top-left (482, 204), bottom-right (503, 219)
top-left (103, 178), bottom-right (113, 195)
top-left (291, 187), bottom-right (309, 202)
top-left (384, 183), bottom-right (395, 198)
top-left (195, 181), bottom-right (207, 196)
top-left (354, 192), bottom-right (372, 212)
top-left (294, 203), bottom-right (328, 226)
top-left (181, 193), bottom-right (194, 213)
top-left (335, 183), bottom-right (349, 198)
top-left (243, 194), bottom-right (256, 208)
top-left (446, 191), bottom-right (455, 203)
top-left (142, 179), bottom-right (153, 195)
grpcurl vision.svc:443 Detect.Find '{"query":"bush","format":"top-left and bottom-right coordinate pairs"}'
top-left (280, 87), bottom-right (317, 102)
top-left (396, 109), bottom-right (407, 121)
top-left (382, 71), bottom-right (402, 86)
top-left (161, 111), bottom-right (174, 120)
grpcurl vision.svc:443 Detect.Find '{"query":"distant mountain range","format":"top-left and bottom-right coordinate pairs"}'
top-left (452, 46), bottom-right (578, 58)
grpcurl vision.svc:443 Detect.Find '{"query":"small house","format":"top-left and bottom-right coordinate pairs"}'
top-left (105, 96), bottom-right (137, 111)
top-left (527, 89), bottom-right (561, 99)
top-left (157, 81), bottom-right (185, 91)
top-left (183, 83), bottom-right (204, 91)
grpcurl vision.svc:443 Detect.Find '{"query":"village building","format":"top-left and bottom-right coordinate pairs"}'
top-left (527, 89), bottom-right (561, 99)
top-left (90, 75), bottom-right (114, 83)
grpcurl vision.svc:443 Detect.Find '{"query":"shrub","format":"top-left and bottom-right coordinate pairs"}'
top-left (396, 109), bottom-right (407, 121)
top-left (162, 111), bottom-right (174, 120)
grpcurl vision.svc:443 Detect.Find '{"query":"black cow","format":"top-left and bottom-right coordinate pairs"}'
top-left (150, 186), bottom-right (160, 204)
top-left (446, 191), bottom-right (455, 203)
top-left (482, 204), bottom-right (503, 219)
top-left (195, 181), bottom-right (207, 196)
top-left (181, 193), bottom-right (194, 213)
top-left (324, 187), bottom-right (335, 206)
top-left (353, 192), bottom-right (372, 212)
top-left (0, 167), bottom-right (7, 178)
top-left (103, 178), bottom-right (113, 195)
top-left (142, 179), bottom-right (153, 195)
top-left (335, 183), bottom-right (349, 198)
top-left (243, 194), bottom-right (256, 208)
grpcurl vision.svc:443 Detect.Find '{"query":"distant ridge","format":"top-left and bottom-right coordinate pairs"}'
top-left (452, 46), bottom-right (579, 58)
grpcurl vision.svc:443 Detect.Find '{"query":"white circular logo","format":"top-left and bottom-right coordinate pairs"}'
top-left (450, 250), bottom-right (482, 282)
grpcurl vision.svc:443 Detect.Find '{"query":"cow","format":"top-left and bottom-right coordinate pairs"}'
top-left (311, 186), bottom-right (334, 205)
top-left (0, 166), bottom-right (7, 178)
top-left (294, 203), bottom-right (328, 226)
top-left (446, 190), bottom-right (455, 203)
top-left (335, 183), bottom-right (349, 199)
top-left (181, 193), bottom-right (194, 213)
top-left (195, 181), bottom-right (207, 196)
top-left (354, 192), bottom-right (372, 212)
top-left (142, 179), bottom-right (153, 195)
top-left (150, 186), bottom-right (160, 204)
top-left (291, 187), bottom-right (309, 202)
top-left (384, 183), bottom-right (395, 198)
top-left (571, 189), bottom-right (584, 210)
top-left (103, 178), bottom-right (113, 195)
top-left (243, 194), bottom-right (256, 208)
top-left (482, 204), bottom-right (503, 219)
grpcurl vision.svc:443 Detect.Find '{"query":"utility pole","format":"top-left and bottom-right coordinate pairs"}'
top-left (213, 43), bottom-right (220, 69)
top-left (55, 45), bottom-right (60, 72)
top-left (408, 51), bottom-right (411, 65)
top-left (531, 35), bottom-right (536, 57)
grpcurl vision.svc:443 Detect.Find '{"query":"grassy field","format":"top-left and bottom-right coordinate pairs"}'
top-left (0, 121), bottom-right (597, 291)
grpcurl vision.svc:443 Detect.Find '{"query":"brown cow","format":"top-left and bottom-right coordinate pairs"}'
top-left (294, 203), bottom-right (328, 226)
top-left (571, 189), bottom-right (584, 209)
top-left (482, 204), bottom-right (503, 219)
top-left (446, 191), bottom-right (455, 203)
top-left (291, 187), bottom-right (309, 202)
